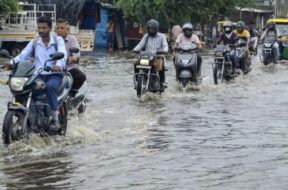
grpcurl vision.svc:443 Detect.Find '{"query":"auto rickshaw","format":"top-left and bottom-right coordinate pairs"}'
top-left (266, 18), bottom-right (288, 61)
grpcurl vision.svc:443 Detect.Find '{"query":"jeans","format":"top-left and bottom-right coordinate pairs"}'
top-left (34, 74), bottom-right (63, 111)
top-left (229, 50), bottom-right (237, 68)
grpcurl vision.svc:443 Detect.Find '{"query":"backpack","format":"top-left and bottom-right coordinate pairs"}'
top-left (31, 35), bottom-right (58, 58)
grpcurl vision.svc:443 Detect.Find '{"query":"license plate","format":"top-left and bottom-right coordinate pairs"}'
top-left (136, 65), bottom-right (151, 69)
top-left (262, 48), bottom-right (271, 53)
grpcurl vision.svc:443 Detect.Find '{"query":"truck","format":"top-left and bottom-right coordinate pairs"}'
top-left (0, 2), bottom-right (56, 56)
top-left (0, 1), bottom-right (96, 55)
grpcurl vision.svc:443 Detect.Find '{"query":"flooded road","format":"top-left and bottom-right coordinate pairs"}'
top-left (1, 50), bottom-right (288, 189)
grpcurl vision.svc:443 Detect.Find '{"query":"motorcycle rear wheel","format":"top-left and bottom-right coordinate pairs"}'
top-left (59, 102), bottom-right (68, 136)
top-left (2, 110), bottom-right (25, 146)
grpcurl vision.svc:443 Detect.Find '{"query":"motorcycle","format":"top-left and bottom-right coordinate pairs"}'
top-left (174, 42), bottom-right (201, 88)
top-left (0, 49), bottom-right (72, 146)
top-left (133, 51), bottom-right (166, 98)
top-left (235, 38), bottom-right (251, 74)
top-left (66, 48), bottom-right (89, 118)
top-left (261, 36), bottom-right (277, 65)
top-left (213, 44), bottom-right (239, 84)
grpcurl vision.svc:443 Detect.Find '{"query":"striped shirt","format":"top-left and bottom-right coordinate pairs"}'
top-left (133, 33), bottom-right (169, 53)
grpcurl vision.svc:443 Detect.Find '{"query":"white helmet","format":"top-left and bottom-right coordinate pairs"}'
top-left (223, 21), bottom-right (233, 34)
top-left (182, 23), bottom-right (193, 37)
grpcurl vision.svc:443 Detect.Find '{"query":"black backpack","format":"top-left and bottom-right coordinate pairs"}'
top-left (31, 35), bottom-right (58, 58)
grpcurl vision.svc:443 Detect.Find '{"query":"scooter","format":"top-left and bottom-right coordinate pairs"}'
top-left (174, 42), bottom-right (201, 88)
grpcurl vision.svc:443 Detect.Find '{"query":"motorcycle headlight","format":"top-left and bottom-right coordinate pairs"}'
top-left (140, 59), bottom-right (149, 65)
top-left (264, 43), bottom-right (272, 47)
top-left (10, 77), bottom-right (28, 91)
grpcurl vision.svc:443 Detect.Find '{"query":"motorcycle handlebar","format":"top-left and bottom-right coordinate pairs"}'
top-left (132, 50), bottom-right (168, 55)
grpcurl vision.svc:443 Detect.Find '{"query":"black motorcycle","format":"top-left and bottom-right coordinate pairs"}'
top-left (175, 42), bottom-right (201, 88)
top-left (261, 36), bottom-right (277, 65)
top-left (213, 44), bottom-right (239, 84)
top-left (133, 51), bottom-right (166, 98)
top-left (235, 38), bottom-right (251, 74)
top-left (0, 49), bottom-right (72, 146)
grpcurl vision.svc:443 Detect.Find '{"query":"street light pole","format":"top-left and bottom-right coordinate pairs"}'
top-left (273, 0), bottom-right (277, 18)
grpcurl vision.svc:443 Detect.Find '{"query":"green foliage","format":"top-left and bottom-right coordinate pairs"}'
top-left (0, 0), bottom-right (18, 18)
top-left (117, 0), bottom-right (254, 30)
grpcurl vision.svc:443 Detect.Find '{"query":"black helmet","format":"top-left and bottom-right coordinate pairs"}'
top-left (146, 19), bottom-right (159, 37)
top-left (223, 21), bottom-right (233, 34)
top-left (267, 22), bottom-right (275, 31)
top-left (182, 23), bottom-right (193, 38)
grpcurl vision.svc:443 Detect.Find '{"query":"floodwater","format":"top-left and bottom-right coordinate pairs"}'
top-left (0, 50), bottom-right (288, 189)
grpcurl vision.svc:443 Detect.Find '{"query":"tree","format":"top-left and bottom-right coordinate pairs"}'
top-left (116, 0), bottom-right (254, 31)
top-left (0, 0), bottom-right (18, 18)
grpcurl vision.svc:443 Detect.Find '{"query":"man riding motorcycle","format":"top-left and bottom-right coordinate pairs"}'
top-left (5, 15), bottom-right (67, 131)
top-left (233, 21), bottom-right (251, 73)
top-left (133, 19), bottom-right (169, 91)
top-left (216, 21), bottom-right (238, 73)
top-left (173, 23), bottom-right (203, 78)
top-left (260, 22), bottom-right (280, 63)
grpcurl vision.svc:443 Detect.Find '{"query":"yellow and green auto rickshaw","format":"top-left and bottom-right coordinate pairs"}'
top-left (267, 18), bottom-right (288, 60)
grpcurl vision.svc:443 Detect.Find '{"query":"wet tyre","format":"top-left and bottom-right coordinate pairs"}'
top-left (136, 75), bottom-right (144, 98)
top-left (59, 102), bottom-right (68, 136)
top-left (180, 78), bottom-right (189, 87)
top-left (213, 65), bottom-right (221, 85)
top-left (263, 54), bottom-right (270, 65)
top-left (2, 110), bottom-right (25, 146)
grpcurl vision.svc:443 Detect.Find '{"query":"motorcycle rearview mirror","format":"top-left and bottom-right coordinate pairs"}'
top-left (69, 47), bottom-right (80, 54)
top-left (0, 49), bottom-right (11, 59)
top-left (49, 52), bottom-right (64, 61)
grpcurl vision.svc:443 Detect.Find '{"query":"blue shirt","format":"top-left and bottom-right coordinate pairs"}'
top-left (12, 33), bottom-right (67, 75)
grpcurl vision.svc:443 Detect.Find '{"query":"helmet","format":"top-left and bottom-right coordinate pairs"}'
top-left (146, 19), bottom-right (159, 37)
top-left (223, 21), bottom-right (233, 34)
top-left (182, 23), bottom-right (193, 38)
top-left (236, 21), bottom-right (245, 31)
top-left (267, 22), bottom-right (275, 31)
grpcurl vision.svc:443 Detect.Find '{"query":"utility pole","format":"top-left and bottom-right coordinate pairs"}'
top-left (273, 0), bottom-right (277, 18)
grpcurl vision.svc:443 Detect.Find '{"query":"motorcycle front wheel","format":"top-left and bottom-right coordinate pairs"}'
top-left (263, 55), bottom-right (270, 65)
top-left (179, 78), bottom-right (189, 88)
top-left (136, 75), bottom-right (145, 98)
top-left (2, 110), bottom-right (26, 146)
top-left (213, 65), bottom-right (221, 85)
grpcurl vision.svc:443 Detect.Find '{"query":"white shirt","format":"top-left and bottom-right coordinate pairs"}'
top-left (13, 33), bottom-right (67, 75)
